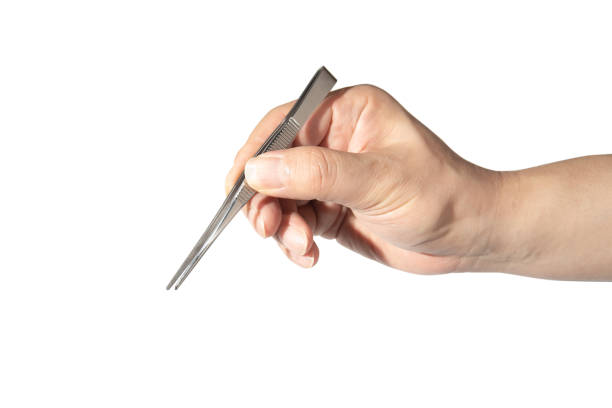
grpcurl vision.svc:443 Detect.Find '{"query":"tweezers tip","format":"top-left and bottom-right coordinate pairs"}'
top-left (174, 279), bottom-right (185, 290)
top-left (166, 277), bottom-right (180, 290)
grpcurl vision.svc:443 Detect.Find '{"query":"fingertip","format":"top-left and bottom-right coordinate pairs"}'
top-left (276, 213), bottom-right (313, 256)
top-left (294, 254), bottom-right (315, 268)
top-left (256, 216), bottom-right (266, 238)
top-left (302, 243), bottom-right (319, 268)
top-left (277, 240), bottom-right (319, 269)
top-left (261, 198), bottom-right (282, 238)
top-left (247, 194), bottom-right (282, 238)
top-left (243, 157), bottom-right (257, 190)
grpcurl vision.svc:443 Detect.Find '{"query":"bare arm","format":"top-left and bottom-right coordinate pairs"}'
top-left (468, 155), bottom-right (612, 280)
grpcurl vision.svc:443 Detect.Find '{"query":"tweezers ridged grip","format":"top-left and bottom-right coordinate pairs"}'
top-left (254, 117), bottom-right (301, 157)
top-left (235, 181), bottom-right (255, 206)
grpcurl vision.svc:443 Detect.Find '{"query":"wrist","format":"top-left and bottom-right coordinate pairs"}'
top-left (455, 168), bottom-right (529, 273)
top-left (459, 167), bottom-right (555, 274)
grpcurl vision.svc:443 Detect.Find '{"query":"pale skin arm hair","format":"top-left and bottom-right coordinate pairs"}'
top-left (470, 155), bottom-right (612, 280)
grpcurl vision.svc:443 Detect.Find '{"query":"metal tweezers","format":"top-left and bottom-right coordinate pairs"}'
top-left (167, 67), bottom-right (337, 290)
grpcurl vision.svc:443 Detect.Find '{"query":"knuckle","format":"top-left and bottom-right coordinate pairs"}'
top-left (233, 146), bottom-right (247, 166)
top-left (263, 106), bottom-right (280, 120)
top-left (356, 83), bottom-right (380, 93)
top-left (351, 84), bottom-right (393, 111)
top-left (353, 84), bottom-right (384, 99)
top-left (305, 148), bottom-right (336, 196)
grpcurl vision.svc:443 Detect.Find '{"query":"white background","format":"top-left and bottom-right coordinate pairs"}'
top-left (1, 1), bottom-right (611, 407)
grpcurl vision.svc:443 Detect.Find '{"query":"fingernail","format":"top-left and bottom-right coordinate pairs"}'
top-left (283, 226), bottom-right (308, 255)
top-left (257, 216), bottom-right (267, 238)
top-left (245, 156), bottom-right (286, 190)
top-left (294, 254), bottom-right (315, 268)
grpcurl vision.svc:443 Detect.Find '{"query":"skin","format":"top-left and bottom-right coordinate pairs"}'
top-left (225, 85), bottom-right (612, 280)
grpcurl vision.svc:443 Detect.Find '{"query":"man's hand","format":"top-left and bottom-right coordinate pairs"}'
top-left (225, 85), bottom-right (612, 280)
top-left (225, 85), bottom-right (499, 274)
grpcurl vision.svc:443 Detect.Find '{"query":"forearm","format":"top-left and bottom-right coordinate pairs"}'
top-left (474, 155), bottom-right (612, 280)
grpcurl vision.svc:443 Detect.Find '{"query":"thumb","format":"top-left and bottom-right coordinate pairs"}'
top-left (244, 146), bottom-right (383, 209)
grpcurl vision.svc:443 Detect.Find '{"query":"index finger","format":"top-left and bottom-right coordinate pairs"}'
top-left (225, 102), bottom-right (293, 194)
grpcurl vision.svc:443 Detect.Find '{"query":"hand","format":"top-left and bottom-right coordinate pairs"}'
top-left (225, 85), bottom-right (500, 274)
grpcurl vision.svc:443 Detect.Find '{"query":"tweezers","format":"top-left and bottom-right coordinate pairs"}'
top-left (167, 66), bottom-right (337, 290)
